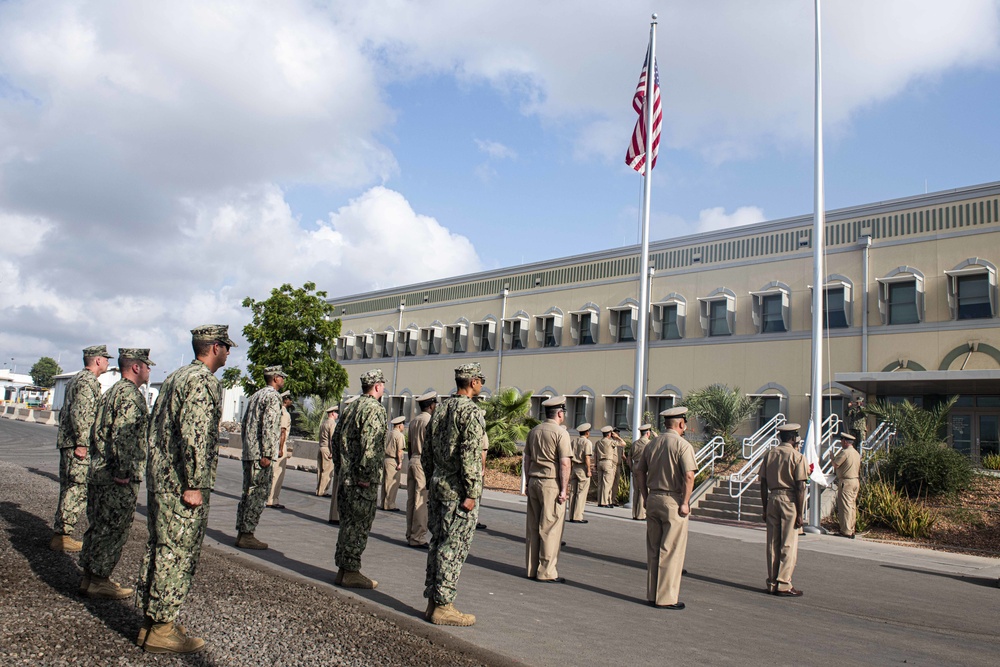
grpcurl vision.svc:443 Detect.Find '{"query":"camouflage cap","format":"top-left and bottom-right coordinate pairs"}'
top-left (263, 365), bottom-right (287, 378)
top-left (118, 348), bottom-right (156, 366)
top-left (190, 324), bottom-right (237, 347)
top-left (83, 344), bottom-right (114, 359)
top-left (360, 368), bottom-right (386, 386)
top-left (455, 362), bottom-right (486, 381)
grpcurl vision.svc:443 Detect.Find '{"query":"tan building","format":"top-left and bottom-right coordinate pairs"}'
top-left (329, 182), bottom-right (1000, 464)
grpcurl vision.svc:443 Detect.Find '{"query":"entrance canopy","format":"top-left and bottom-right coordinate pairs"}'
top-left (835, 370), bottom-right (1000, 396)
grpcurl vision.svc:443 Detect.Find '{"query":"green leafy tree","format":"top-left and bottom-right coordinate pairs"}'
top-left (241, 282), bottom-right (348, 403)
top-left (30, 356), bottom-right (62, 387)
top-left (481, 387), bottom-right (539, 457)
top-left (295, 395), bottom-right (338, 441)
top-left (682, 384), bottom-right (761, 460)
top-left (221, 367), bottom-right (243, 389)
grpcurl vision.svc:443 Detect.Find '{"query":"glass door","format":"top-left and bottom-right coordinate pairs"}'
top-left (978, 414), bottom-right (999, 461)
top-left (949, 414), bottom-right (973, 457)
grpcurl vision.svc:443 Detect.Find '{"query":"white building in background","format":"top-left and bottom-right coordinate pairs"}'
top-left (1, 369), bottom-right (33, 402)
top-left (51, 369), bottom-right (122, 410)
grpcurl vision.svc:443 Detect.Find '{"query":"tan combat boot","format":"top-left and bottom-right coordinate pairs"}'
top-left (137, 618), bottom-right (186, 647)
top-left (424, 599), bottom-right (435, 621)
top-left (234, 532), bottom-right (268, 550)
top-left (50, 533), bottom-right (82, 552)
top-left (334, 569), bottom-right (345, 585)
top-left (430, 603), bottom-right (475, 626)
top-left (143, 621), bottom-right (205, 654)
top-left (85, 575), bottom-right (133, 600)
top-left (339, 570), bottom-right (378, 589)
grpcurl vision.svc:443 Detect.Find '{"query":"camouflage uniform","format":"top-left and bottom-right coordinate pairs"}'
top-left (81, 377), bottom-right (150, 577)
top-left (236, 385), bottom-right (281, 533)
top-left (54, 368), bottom-right (104, 535)
top-left (137, 358), bottom-right (223, 623)
top-left (333, 393), bottom-right (388, 572)
top-left (423, 395), bottom-right (485, 605)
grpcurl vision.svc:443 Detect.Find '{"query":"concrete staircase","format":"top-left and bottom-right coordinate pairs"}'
top-left (691, 479), bottom-right (764, 523)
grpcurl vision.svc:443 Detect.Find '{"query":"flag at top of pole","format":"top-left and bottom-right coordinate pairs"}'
top-left (625, 49), bottom-right (662, 172)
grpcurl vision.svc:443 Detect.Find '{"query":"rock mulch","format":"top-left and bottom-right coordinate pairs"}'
top-left (0, 461), bottom-right (504, 667)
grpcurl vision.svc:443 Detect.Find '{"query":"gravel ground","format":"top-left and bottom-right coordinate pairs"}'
top-left (0, 460), bottom-right (509, 667)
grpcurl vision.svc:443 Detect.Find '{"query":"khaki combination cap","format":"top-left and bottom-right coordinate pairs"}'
top-left (416, 391), bottom-right (438, 402)
top-left (777, 423), bottom-right (801, 432)
top-left (600, 425), bottom-right (614, 434)
top-left (660, 406), bottom-right (688, 418)
top-left (325, 405), bottom-right (339, 414)
top-left (639, 423), bottom-right (652, 431)
top-left (360, 369), bottom-right (386, 385)
top-left (264, 365), bottom-right (287, 378)
top-left (280, 390), bottom-right (292, 399)
top-left (542, 395), bottom-right (567, 409)
top-left (83, 344), bottom-right (114, 359)
top-left (118, 348), bottom-right (156, 366)
top-left (191, 324), bottom-right (237, 347)
top-left (839, 432), bottom-right (857, 442)
top-left (344, 395), bottom-right (359, 404)
top-left (576, 422), bottom-right (592, 433)
top-left (391, 416), bottom-right (406, 425)
top-left (455, 362), bottom-right (486, 381)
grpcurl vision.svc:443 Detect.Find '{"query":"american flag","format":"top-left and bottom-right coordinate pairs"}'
top-left (625, 51), bottom-right (661, 172)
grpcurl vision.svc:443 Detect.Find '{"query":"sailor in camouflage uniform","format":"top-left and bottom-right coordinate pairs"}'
top-left (79, 348), bottom-right (154, 600)
top-left (235, 365), bottom-right (286, 550)
top-left (422, 363), bottom-right (486, 627)
top-left (333, 369), bottom-right (388, 589)
top-left (52, 344), bottom-right (113, 552)
top-left (136, 325), bottom-right (232, 654)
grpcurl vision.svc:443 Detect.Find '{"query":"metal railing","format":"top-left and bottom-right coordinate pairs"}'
top-left (742, 413), bottom-right (786, 459)
top-left (728, 434), bottom-right (778, 520)
top-left (695, 435), bottom-right (726, 480)
top-left (862, 421), bottom-right (896, 457)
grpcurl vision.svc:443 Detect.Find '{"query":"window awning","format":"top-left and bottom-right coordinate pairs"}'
top-left (835, 370), bottom-right (1000, 395)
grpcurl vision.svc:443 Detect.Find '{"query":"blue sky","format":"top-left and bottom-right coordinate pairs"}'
top-left (1, 0), bottom-right (999, 380)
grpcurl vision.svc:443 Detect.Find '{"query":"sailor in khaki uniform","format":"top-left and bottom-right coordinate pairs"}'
top-left (832, 432), bottom-right (861, 538)
top-left (634, 407), bottom-right (695, 609)
top-left (630, 424), bottom-right (652, 520)
top-left (523, 396), bottom-right (573, 582)
top-left (266, 392), bottom-right (294, 508)
top-left (406, 391), bottom-right (437, 547)
top-left (567, 423), bottom-right (594, 523)
top-left (316, 406), bottom-right (338, 496)
top-left (595, 426), bottom-right (618, 507)
top-left (380, 416), bottom-right (406, 511)
top-left (328, 395), bottom-right (359, 524)
top-left (759, 423), bottom-right (809, 596)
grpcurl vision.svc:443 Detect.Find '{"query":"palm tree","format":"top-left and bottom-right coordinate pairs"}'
top-left (864, 396), bottom-right (957, 446)
top-left (480, 387), bottom-right (539, 457)
top-left (294, 394), bottom-right (338, 440)
top-left (681, 384), bottom-right (760, 460)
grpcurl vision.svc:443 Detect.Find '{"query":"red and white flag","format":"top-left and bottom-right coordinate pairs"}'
top-left (625, 51), bottom-right (662, 172)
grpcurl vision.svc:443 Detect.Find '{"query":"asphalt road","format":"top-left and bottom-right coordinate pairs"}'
top-left (3, 417), bottom-right (999, 667)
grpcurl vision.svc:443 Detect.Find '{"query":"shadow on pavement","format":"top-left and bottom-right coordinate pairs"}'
top-left (25, 466), bottom-right (60, 484)
top-left (880, 563), bottom-right (1000, 588)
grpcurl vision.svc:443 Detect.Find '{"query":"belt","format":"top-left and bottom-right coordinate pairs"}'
top-left (648, 489), bottom-right (678, 495)
top-left (839, 476), bottom-right (859, 480)
top-left (409, 454), bottom-right (421, 460)
top-left (769, 488), bottom-right (796, 495)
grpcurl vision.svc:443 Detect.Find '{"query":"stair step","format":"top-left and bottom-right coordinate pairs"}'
top-left (692, 507), bottom-right (765, 522)
top-left (697, 499), bottom-right (762, 512)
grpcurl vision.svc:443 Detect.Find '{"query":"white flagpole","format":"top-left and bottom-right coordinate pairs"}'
top-left (805, 0), bottom-right (827, 534)
top-left (631, 14), bottom-right (657, 448)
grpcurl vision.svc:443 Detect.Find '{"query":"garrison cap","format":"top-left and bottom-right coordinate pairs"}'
top-left (325, 405), bottom-right (339, 414)
top-left (191, 324), bottom-right (237, 347)
top-left (639, 423), bottom-right (652, 431)
top-left (360, 368), bottom-right (386, 386)
top-left (576, 422), bottom-right (592, 433)
top-left (280, 390), bottom-right (292, 399)
top-left (839, 432), bottom-right (857, 443)
top-left (777, 423), bottom-right (801, 432)
top-left (600, 425), bottom-right (614, 434)
top-left (416, 391), bottom-right (438, 402)
top-left (455, 362), bottom-right (486, 381)
top-left (542, 395), bottom-right (567, 409)
top-left (391, 416), bottom-right (406, 425)
top-left (264, 365), bottom-right (287, 378)
top-left (118, 348), bottom-right (156, 366)
top-left (84, 344), bottom-right (114, 359)
top-left (660, 406), bottom-right (688, 418)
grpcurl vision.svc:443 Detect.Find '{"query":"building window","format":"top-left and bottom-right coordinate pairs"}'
top-left (608, 395), bottom-right (631, 430)
top-left (761, 295), bottom-right (785, 333)
top-left (887, 282), bottom-right (918, 325)
top-left (336, 335), bottom-right (355, 361)
top-left (824, 288), bottom-right (849, 328)
top-left (383, 395), bottom-right (407, 420)
top-left (945, 260), bottom-right (997, 320)
top-left (699, 289), bottom-right (736, 337)
top-left (534, 309), bottom-right (563, 348)
top-left (357, 333), bottom-right (374, 359)
top-left (662, 306), bottom-right (680, 339)
top-left (647, 395), bottom-right (675, 429)
top-left (709, 300), bottom-right (729, 336)
top-left (472, 320), bottom-right (497, 352)
top-left (420, 325), bottom-right (443, 355)
top-left (445, 322), bottom-right (468, 354)
top-left (567, 395), bottom-right (590, 428)
top-left (754, 395), bottom-right (782, 430)
top-left (609, 304), bottom-right (638, 343)
top-left (503, 314), bottom-right (529, 351)
top-left (398, 329), bottom-right (418, 357)
top-left (374, 331), bottom-right (394, 358)
top-left (822, 395), bottom-right (848, 423)
top-left (530, 394), bottom-right (553, 420)
top-left (751, 283), bottom-right (790, 334)
top-left (652, 294), bottom-right (686, 340)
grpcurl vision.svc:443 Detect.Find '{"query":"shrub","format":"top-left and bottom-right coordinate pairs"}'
top-left (981, 453), bottom-right (1000, 471)
top-left (857, 478), bottom-right (937, 539)
top-left (881, 440), bottom-right (973, 497)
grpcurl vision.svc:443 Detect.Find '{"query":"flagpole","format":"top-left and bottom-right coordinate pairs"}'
top-left (805, 0), bottom-right (827, 534)
top-left (631, 15), bottom-right (656, 452)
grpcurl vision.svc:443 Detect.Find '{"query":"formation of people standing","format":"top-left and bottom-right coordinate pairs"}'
top-left (49, 332), bottom-right (862, 654)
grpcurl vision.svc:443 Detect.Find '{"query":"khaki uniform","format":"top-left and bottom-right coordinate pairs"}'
top-left (316, 416), bottom-right (336, 495)
top-left (267, 407), bottom-right (292, 505)
top-left (833, 446), bottom-right (861, 536)
top-left (567, 435), bottom-right (593, 521)
top-left (760, 443), bottom-right (809, 593)
top-left (595, 436), bottom-right (618, 506)
top-left (524, 420), bottom-right (572, 580)
top-left (630, 436), bottom-right (650, 520)
top-left (380, 429), bottom-right (404, 510)
top-left (635, 431), bottom-right (696, 606)
top-left (406, 411), bottom-right (431, 545)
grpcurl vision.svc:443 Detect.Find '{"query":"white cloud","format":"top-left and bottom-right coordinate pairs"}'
top-left (475, 139), bottom-right (517, 160)
top-left (695, 206), bottom-right (767, 234)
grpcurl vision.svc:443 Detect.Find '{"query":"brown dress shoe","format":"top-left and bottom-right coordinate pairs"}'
top-left (775, 587), bottom-right (804, 597)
